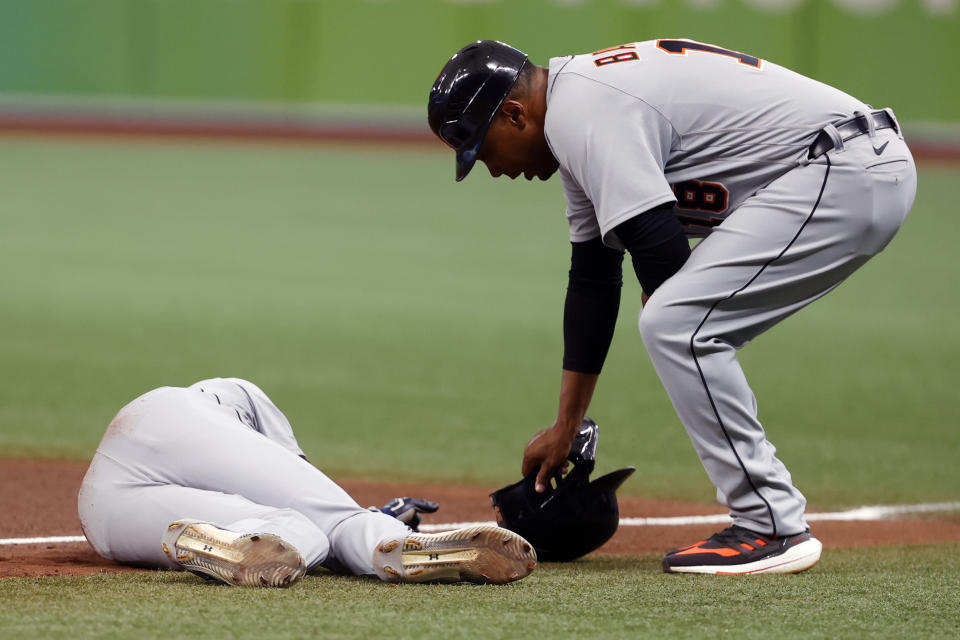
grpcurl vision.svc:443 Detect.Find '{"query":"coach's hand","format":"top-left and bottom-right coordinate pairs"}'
top-left (525, 370), bottom-right (600, 492)
top-left (522, 423), bottom-right (576, 493)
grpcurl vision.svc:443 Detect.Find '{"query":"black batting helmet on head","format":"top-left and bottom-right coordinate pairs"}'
top-left (428, 40), bottom-right (528, 181)
top-left (490, 418), bottom-right (635, 562)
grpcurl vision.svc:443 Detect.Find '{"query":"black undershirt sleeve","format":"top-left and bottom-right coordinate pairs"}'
top-left (562, 238), bottom-right (624, 374)
top-left (562, 203), bottom-right (690, 375)
top-left (613, 203), bottom-right (691, 296)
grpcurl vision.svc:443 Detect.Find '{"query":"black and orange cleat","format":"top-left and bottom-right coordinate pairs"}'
top-left (662, 525), bottom-right (822, 575)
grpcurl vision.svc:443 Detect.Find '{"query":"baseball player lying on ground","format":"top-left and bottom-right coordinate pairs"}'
top-left (428, 39), bottom-right (917, 575)
top-left (78, 377), bottom-right (536, 587)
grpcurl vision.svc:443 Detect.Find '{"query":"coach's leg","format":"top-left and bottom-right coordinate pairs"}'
top-left (639, 133), bottom-right (916, 536)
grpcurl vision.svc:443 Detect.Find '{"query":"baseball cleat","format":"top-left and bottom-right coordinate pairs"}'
top-left (373, 524), bottom-right (537, 585)
top-left (164, 521), bottom-right (306, 587)
top-left (662, 525), bottom-right (822, 575)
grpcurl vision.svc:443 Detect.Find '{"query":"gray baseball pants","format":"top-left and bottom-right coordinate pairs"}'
top-left (639, 128), bottom-right (917, 536)
top-left (78, 380), bottom-right (408, 574)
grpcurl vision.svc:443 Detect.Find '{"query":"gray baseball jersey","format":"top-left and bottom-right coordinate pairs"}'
top-left (542, 39), bottom-right (916, 536)
top-left (545, 39), bottom-right (870, 243)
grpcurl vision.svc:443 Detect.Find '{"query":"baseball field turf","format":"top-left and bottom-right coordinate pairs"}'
top-left (1, 136), bottom-right (958, 638)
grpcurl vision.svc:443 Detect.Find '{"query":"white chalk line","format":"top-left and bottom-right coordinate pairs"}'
top-left (0, 535), bottom-right (88, 546)
top-left (2, 501), bottom-right (958, 545)
top-left (420, 501), bottom-right (960, 532)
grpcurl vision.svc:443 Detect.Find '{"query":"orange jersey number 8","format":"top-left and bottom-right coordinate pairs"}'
top-left (592, 44), bottom-right (639, 68)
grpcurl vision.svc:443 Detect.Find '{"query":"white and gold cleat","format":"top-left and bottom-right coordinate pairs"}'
top-left (164, 521), bottom-right (306, 587)
top-left (373, 525), bottom-right (537, 585)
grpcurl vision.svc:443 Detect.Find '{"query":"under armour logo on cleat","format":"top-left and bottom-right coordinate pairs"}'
top-left (429, 553), bottom-right (440, 560)
top-left (873, 141), bottom-right (889, 155)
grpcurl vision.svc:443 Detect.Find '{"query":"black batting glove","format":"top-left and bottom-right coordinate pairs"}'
top-left (372, 497), bottom-right (440, 531)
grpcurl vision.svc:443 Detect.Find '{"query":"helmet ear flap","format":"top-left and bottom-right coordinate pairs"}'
top-left (567, 418), bottom-right (598, 473)
top-left (535, 417), bottom-right (599, 506)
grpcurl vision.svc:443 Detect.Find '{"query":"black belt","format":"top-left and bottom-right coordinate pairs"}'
top-left (807, 109), bottom-right (898, 159)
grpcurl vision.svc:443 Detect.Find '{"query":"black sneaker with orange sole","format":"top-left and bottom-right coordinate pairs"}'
top-left (662, 525), bottom-right (822, 575)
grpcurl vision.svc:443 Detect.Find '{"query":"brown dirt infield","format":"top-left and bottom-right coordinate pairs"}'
top-left (2, 458), bottom-right (959, 579)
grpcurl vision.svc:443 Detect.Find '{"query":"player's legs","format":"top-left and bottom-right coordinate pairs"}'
top-left (85, 386), bottom-right (408, 576)
top-left (194, 378), bottom-right (417, 574)
top-left (187, 377), bottom-right (307, 459)
top-left (639, 131), bottom-right (916, 536)
top-left (79, 453), bottom-right (329, 569)
top-left (186, 384), bottom-right (413, 575)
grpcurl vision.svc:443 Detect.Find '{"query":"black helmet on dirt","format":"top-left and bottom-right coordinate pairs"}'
top-left (489, 418), bottom-right (635, 562)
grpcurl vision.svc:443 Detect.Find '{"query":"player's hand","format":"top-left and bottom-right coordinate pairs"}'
top-left (374, 497), bottom-right (439, 531)
top-left (522, 425), bottom-right (576, 493)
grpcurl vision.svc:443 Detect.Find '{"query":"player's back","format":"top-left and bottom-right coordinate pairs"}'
top-left (546, 39), bottom-right (871, 234)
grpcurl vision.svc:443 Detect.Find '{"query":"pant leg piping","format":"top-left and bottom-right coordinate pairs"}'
top-left (687, 156), bottom-right (832, 537)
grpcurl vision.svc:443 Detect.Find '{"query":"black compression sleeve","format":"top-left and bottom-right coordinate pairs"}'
top-left (612, 203), bottom-right (691, 295)
top-left (561, 237), bottom-right (624, 374)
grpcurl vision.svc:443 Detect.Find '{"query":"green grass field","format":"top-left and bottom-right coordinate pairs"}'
top-left (1, 136), bottom-right (958, 639)
top-left (2, 546), bottom-right (959, 639)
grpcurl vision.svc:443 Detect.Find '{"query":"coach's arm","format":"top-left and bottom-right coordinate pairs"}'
top-left (522, 203), bottom-right (690, 492)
